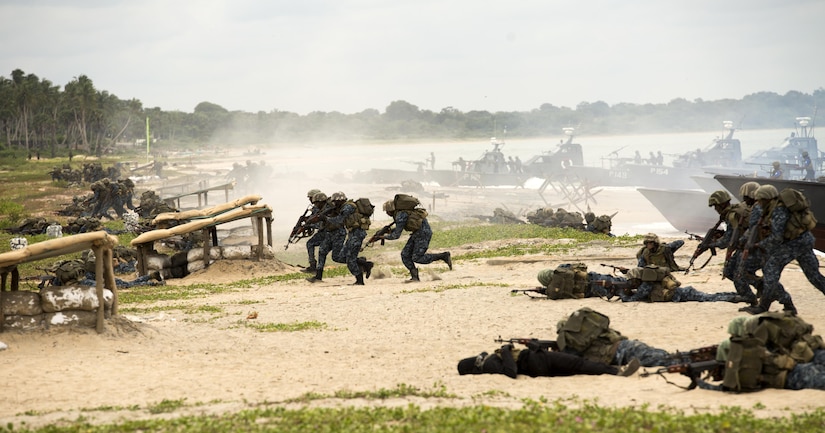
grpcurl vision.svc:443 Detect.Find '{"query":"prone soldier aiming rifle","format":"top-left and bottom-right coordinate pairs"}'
top-left (684, 221), bottom-right (725, 274)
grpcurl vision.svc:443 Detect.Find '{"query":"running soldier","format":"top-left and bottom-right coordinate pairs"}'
top-left (378, 194), bottom-right (452, 282)
top-left (306, 191), bottom-right (348, 283)
top-left (328, 196), bottom-right (375, 285)
top-left (704, 188), bottom-right (759, 305)
top-left (302, 189), bottom-right (327, 274)
top-left (742, 185), bottom-right (825, 315)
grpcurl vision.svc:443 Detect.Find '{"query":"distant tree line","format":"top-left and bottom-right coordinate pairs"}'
top-left (1, 68), bottom-right (822, 156)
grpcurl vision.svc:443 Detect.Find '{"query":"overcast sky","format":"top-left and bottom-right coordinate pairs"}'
top-left (1, 0), bottom-right (823, 115)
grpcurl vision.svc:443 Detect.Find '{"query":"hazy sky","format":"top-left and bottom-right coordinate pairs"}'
top-left (1, 0), bottom-right (823, 115)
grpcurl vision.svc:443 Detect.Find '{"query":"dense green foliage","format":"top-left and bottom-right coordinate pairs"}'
top-left (2, 69), bottom-right (823, 155)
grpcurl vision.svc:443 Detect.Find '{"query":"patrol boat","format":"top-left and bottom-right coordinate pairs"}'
top-left (600, 121), bottom-right (748, 189)
top-left (521, 127), bottom-right (610, 184)
top-left (426, 135), bottom-right (530, 187)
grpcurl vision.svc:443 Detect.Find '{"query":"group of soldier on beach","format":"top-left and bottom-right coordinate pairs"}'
top-left (283, 178), bottom-right (824, 393)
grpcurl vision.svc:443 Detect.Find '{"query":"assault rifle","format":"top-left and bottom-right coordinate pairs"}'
top-left (284, 206), bottom-right (314, 250)
top-left (285, 206), bottom-right (334, 250)
top-left (494, 336), bottom-right (559, 351)
top-left (723, 212), bottom-right (748, 275)
top-left (684, 221), bottom-right (725, 274)
top-left (641, 359), bottom-right (724, 390)
top-left (600, 263), bottom-right (630, 275)
top-left (668, 344), bottom-right (718, 364)
top-left (361, 222), bottom-right (396, 250)
top-left (510, 287), bottom-right (548, 298)
top-left (736, 211), bottom-right (767, 280)
top-left (591, 278), bottom-right (634, 299)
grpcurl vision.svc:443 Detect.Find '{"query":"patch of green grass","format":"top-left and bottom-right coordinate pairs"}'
top-left (241, 320), bottom-right (328, 332)
top-left (6, 400), bottom-right (825, 432)
top-left (146, 398), bottom-right (187, 415)
top-left (400, 281), bottom-right (509, 294)
top-left (284, 383), bottom-right (456, 403)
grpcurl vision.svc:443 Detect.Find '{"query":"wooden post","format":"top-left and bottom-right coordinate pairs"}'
top-left (136, 244), bottom-right (149, 276)
top-left (255, 216), bottom-right (264, 260)
top-left (0, 269), bottom-right (4, 333)
top-left (93, 245), bottom-right (105, 334)
top-left (265, 216), bottom-right (273, 247)
top-left (103, 247), bottom-right (118, 316)
top-left (202, 227), bottom-right (211, 269)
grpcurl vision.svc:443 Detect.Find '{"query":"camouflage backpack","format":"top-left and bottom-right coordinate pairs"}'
top-left (778, 188), bottom-right (817, 240)
top-left (538, 263), bottom-right (588, 299)
top-left (556, 307), bottom-right (627, 364)
top-left (403, 208), bottom-right (429, 231)
top-left (354, 197), bottom-right (375, 217)
top-left (748, 312), bottom-right (824, 362)
top-left (591, 215), bottom-right (612, 234)
top-left (627, 265), bottom-right (680, 301)
top-left (393, 193), bottom-right (421, 211)
top-left (722, 335), bottom-right (796, 392)
top-left (54, 259), bottom-right (87, 285)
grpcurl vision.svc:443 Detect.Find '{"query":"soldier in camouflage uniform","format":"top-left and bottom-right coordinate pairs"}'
top-left (742, 185), bottom-right (825, 315)
top-left (302, 189), bottom-right (326, 274)
top-left (381, 197), bottom-right (452, 282)
top-left (619, 266), bottom-right (746, 304)
top-left (323, 195), bottom-right (375, 285)
top-left (704, 188), bottom-right (760, 305)
top-left (636, 233), bottom-right (684, 271)
top-left (307, 192), bottom-right (348, 283)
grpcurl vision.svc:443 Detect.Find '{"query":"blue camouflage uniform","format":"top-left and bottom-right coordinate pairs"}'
top-left (79, 272), bottom-right (159, 288)
top-left (305, 202), bottom-right (328, 271)
top-left (612, 339), bottom-right (675, 368)
top-left (785, 350), bottom-right (825, 390)
top-left (385, 210), bottom-right (439, 273)
top-left (622, 282), bottom-right (743, 303)
top-left (327, 201), bottom-right (371, 283)
top-left (714, 203), bottom-right (763, 304)
top-left (313, 202), bottom-right (347, 280)
top-left (758, 204), bottom-right (825, 312)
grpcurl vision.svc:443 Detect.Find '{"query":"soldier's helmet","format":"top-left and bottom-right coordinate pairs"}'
top-left (739, 181), bottom-right (760, 200)
top-left (755, 184), bottom-right (779, 200)
top-left (643, 233), bottom-right (660, 245)
top-left (803, 151), bottom-right (810, 157)
top-left (383, 200), bottom-right (395, 213)
top-left (584, 212), bottom-right (596, 223)
top-left (311, 192), bottom-right (328, 203)
top-left (330, 191), bottom-right (347, 202)
top-left (307, 188), bottom-right (321, 198)
top-left (772, 161), bottom-right (781, 168)
top-left (708, 190), bottom-right (732, 207)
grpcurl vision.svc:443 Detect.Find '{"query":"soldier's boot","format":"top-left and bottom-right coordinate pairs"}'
top-left (301, 263), bottom-right (317, 274)
top-left (357, 257), bottom-right (374, 279)
top-left (404, 268), bottom-right (420, 283)
top-left (351, 273), bottom-right (365, 286)
top-left (306, 269), bottom-right (323, 283)
top-left (363, 260), bottom-right (374, 279)
top-left (739, 297), bottom-right (770, 315)
top-left (780, 298), bottom-right (797, 316)
top-left (438, 252), bottom-right (453, 270)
